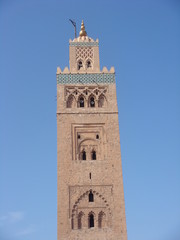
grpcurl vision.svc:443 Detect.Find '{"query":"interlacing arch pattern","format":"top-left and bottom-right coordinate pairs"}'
top-left (71, 190), bottom-right (111, 230)
top-left (66, 86), bottom-right (107, 108)
top-left (76, 47), bottom-right (93, 61)
top-left (76, 47), bottom-right (94, 70)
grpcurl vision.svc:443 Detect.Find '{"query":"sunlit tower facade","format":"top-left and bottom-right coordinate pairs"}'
top-left (56, 21), bottom-right (127, 240)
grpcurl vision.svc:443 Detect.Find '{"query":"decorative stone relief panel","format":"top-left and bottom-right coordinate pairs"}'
top-left (76, 47), bottom-right (93, 61)
top-left (69, 185), bottom-right (113, 230)
top-left (75, 47), bottom-right (94, 70)
top-left (65, 86), bottom-right (108, 108)
top-left (72, 124), bottom-right (107, 161)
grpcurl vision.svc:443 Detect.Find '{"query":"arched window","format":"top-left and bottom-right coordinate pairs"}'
top-left (67, 95), bottom-right (75, 108)
top-left (86, 60), bottom-right (92, 69)
top-left (98, 94), bottom-right (106, 108)
top-left (91, 150), bottom-right (96, 160)
top-left (90, 96), bottom-right (95, 107)
top-left (88, 213), bottom-right (94, 228)
top-left (78, 60), bottom-right (83, 70)
top-left (82, 150), bottom-right (86, 160)
top-left (78, 96), bottom-right (85, 108)
top-left (89, 191), bottom-right (94, 202)
top-left (98, 211), bottom-right (106, 228)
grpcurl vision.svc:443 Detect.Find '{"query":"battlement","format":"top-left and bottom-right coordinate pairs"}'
top-left (56, 66), bottom-right (115, 74)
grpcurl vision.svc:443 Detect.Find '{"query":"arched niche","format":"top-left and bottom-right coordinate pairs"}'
top-left (67, 94), bottom-right (76, 108)
top-left (98, 94), bottom-right (107, 108)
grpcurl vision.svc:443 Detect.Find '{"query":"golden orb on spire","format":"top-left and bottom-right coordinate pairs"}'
top-left (79, 20), bottom-right (87, 37)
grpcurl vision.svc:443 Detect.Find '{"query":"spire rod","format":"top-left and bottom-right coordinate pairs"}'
top-left (69, 19), bottom-right (77, 38)
top-left (79, 20), bottom-right (87, 37)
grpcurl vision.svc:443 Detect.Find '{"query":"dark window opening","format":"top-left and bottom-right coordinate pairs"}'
top-left (78, 134), bottom-right (81, 139)
top-left (96, 134), bottom-right (99, 139)
top-left (82, 150), bottom-right (86, 160)
top-left (87, 61), bottom-right (91, 68)
top-left (92, 150), bottom-right (96, 160)
top-left (89, 173), bottom-right (91, 179)
top-left (78, 61), bottom-right (83, 70)
top-left (96, 90), bottom-right (98, 95)
top-left (90, 97), bottom-right (95, 107)
top-left (89, 214), bottom-right (94, 228)
top-left (86, 90), bottom-right (88, 95)
top-left (89, 191), bottom-right (94, 202)
top-left (79, 97), bottom-right (84, 108)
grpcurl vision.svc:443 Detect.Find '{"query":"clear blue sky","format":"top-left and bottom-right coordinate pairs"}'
top-left (0, 0), bottom-right (180, 240)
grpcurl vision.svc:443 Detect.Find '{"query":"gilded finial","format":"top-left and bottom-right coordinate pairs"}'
top-left (79, 20), bottom-right (87, 37)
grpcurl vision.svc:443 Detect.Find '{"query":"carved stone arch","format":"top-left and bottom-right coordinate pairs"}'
top-left (78, 138), bottom-right (97, 160)
top-left (98, 94), bottom-right (107, 108)
top-left (88, 210), bottom-right (96, 217)
top-left (83, 88), bottom-right (90, 96)
top-left (72, 190), bottom-right (112, 216)
top-left (78, 138), bottom-right (96, 148)
top-left (93, 88), bottom-right (100, 96)
top-left (67, 94), bottom-right (76, 108)
top-left (72, 88), bottom-right (81, 98)
top-left (88, 93), bottom-right (96, 107)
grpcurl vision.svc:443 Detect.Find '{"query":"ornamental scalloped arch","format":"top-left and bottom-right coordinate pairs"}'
top-left (72, 189), bottom-right (112, 216)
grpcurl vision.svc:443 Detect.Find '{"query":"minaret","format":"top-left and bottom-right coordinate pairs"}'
top-left (57, 21), bottom-right (127, 240)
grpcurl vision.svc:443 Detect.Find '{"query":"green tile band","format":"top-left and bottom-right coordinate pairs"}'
top-left (56, 73), bottom-right (115, 84)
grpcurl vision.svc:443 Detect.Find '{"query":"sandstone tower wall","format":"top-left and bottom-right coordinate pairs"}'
top-left (57, 21), bottom-right (127, 240)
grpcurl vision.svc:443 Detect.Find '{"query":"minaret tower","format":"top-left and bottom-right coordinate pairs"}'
top-left (57, 21), bottom-right (127, 240)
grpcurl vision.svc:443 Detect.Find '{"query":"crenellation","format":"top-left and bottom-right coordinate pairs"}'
top-left (56, 67), bottom-right (115, 75)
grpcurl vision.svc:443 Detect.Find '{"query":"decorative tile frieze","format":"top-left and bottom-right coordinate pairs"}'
top-left (57, 73), bottom-right (115, 84)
